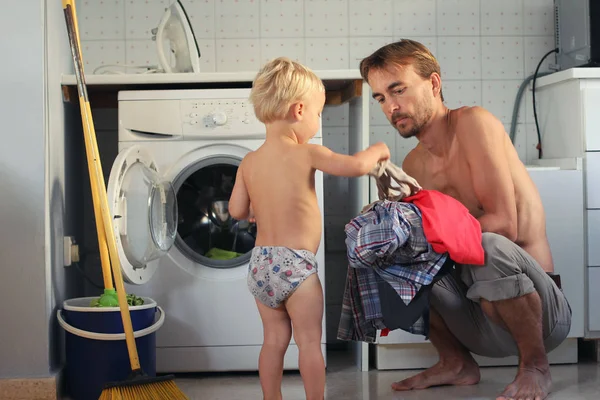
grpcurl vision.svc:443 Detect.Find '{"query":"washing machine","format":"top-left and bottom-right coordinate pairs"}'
top-left (105, 88), bottom-right (326, 372)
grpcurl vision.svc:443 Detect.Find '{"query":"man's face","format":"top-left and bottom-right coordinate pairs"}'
top-left (368, 64), bottom-right (435, 139)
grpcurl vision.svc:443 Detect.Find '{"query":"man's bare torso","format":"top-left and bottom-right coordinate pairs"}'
top-left (241, 141), bottom-right (322, 254)
top-left (403, 108), bottom-right (554, 272)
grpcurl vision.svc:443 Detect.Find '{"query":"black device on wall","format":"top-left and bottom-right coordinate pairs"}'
top-left (555, 0), bottom-right (600, 69)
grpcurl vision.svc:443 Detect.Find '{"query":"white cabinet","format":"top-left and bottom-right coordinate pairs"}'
top-left (536, 68), bottom-right (600, 339)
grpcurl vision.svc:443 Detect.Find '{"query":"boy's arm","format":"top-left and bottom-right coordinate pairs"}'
top-left (309, 142), bottom-right (391, 177)
top-left (229, 162), bottom-right (251, 220)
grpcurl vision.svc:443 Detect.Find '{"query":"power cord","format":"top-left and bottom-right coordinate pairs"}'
top-left (92, 64), bottom-right (163, 75)
top-left (532, 48), bottom-right (559, 159)
top-left (70, 252), bottom-right (105, 290)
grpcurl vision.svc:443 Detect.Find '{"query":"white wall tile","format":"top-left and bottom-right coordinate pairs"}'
top-left (82, 41), bottom-right (126, 73)
top-left (482, 80), bottom-right (524, 124)
top-left (507, 123), bottom-right (528, 163)
top-left (393, 0), bottom-right (436, 37)
top-left (260, 0), bottom-right (304, 38)
top-left (215, 39), bottom-right (260, 72)
top-left (197, 39), bottom-right (217, 72)
top-left (482, 37), bottom-right (525, 79)
top-left (306, 38), bottom-right (350, 70)
top-left (260, 38), bottom-right (305, 64)
top-left (124, 0), bottom-right (168, 40)
top-left (185, 0), bottom-right (217, 39)
top-left (437, 37), bottom-right (482, 80)
top-left (322, 103), bottom-right (350, 127)
top-left (79, 0), bottom-right (125, 40)
top-left (481, 0), bottom-right (524, 36)
top-left (323, 126), bottom-right (350, 154)
top-left (125, 39), bottom-right (159, 67)
top-left (305, 0), bottom-right (349, 38)
top-left (215, 0), bottom-right (259, 39)
top-left (371, 126), bottom-right (398, 164)
top-left (524, 36), bottom-right (555, 76)
top-left (443, 80), bottom-right (482, 109)
top-left (523, 0), bottom-right (554, 36)
top-left (348, 37), bottom-right (393, 66)
top-left (437, 0), bottom-right (480, 36)
top-left (349, 0), bottom-right (393, 37)
top-left (391, 37), bottom-right (438, 59)
top-left (369, 92), bottom-right (389, 126)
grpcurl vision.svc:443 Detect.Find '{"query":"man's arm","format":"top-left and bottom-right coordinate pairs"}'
top-left (309, 142), bottom-right (390, 177)
top-left (457, 107), bottom-right (518, 241)
top-left (229, 160), bottom-right (251, 221)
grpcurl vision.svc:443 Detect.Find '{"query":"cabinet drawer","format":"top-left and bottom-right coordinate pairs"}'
top-left (588, 268), bottom-right (600, 331)
top-left (585, 152), bottom-right (600, 208)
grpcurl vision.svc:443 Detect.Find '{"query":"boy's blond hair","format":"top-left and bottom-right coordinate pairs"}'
top-left (250, 57), bottom-right (325, 124)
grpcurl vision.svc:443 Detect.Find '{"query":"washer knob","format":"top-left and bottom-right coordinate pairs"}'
top-left (212, 112), bottom-right (228, 126)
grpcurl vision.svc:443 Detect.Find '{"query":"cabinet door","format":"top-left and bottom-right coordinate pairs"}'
top-left (583, 87), bottom-right (600, 151)
top-left (586, 152), bottom-right (600, 209)
top-left (588, 210), bottom-right (600, 266)
top-left (588, 268), bottom-right (600, 331)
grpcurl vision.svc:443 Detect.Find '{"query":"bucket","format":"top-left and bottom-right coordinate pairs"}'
top-left (57, 297), bottom-right (165, 400)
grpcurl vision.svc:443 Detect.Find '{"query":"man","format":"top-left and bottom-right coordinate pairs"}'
top-left (359, 40), bottom-right (572, 400)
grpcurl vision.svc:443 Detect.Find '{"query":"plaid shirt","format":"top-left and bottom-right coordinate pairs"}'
top-left (337, 201), bottom-right (448, 342)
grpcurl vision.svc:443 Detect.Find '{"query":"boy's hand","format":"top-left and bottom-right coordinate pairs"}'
top-left (371, 141), bottom-right (391, 162)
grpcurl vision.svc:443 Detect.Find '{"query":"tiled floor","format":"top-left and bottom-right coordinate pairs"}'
top-left (174, 350), bottom-right (600, 400)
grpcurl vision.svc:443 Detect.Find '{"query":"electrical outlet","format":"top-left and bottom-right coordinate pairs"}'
top-left (64, 236), bottom-right (80, 267)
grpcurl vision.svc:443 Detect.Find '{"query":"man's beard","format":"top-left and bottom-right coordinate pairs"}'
top-left (391, 101), bottom-right (433, 139)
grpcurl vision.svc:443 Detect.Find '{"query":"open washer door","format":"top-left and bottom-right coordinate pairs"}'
top-left (106, 145), bottom-right (178, 284)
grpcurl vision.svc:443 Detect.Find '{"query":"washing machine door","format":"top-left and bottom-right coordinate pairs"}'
top-left (106, 145), bottom-right (178, 284)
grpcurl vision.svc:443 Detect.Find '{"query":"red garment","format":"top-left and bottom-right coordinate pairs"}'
top-left (403, 190), bottom-right (485, 265)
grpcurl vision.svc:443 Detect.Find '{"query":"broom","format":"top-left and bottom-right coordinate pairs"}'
top-left (61, 1), bottom-right (188, 399)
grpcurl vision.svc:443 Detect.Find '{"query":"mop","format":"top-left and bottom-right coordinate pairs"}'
top-left (61, 1), bottom-right (188, 398)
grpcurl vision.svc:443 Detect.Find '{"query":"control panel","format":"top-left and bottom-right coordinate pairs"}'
top-left (180, 98), bottom-right (265, 138)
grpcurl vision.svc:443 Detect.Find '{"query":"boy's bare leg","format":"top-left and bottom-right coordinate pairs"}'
top-left (255, 300), bottom-right (293, 400)
top-left (286, 274), bottom-right (326, 400)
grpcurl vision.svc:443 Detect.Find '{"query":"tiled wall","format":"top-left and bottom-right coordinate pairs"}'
top-left (76, 0), bottom-right (556, 344)
top-left (78, 0), bottom-right (555, 165)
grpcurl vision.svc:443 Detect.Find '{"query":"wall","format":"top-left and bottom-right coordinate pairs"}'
top-left (0, 0), bottom-right (49, 378)
top-left (74, 0), bottom-right (556, 345)
top-left (76, 0), bottom-right (555, 166)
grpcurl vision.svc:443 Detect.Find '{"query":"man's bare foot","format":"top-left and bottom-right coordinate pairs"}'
top-left (496, 366), bottom-right (552, 400)
top-left (391, 358), bottom-right (481, 391)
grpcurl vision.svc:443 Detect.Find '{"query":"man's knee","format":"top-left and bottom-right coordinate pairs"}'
top-left (462, 232), bottom-right (536, 303)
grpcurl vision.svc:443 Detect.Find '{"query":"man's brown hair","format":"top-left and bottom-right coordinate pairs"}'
top-left (359, 39), bottom-right (444, 101)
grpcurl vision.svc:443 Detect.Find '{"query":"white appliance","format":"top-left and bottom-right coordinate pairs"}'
top-left (152, 0), bottom-right (201, 73)
top-left (368, 165), bottom-right (583, 369)
top-left (106, 88), bottom-right (327, 372)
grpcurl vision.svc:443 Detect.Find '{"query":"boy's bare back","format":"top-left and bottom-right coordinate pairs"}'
top-left (240, 137), bottom-right (323, 254)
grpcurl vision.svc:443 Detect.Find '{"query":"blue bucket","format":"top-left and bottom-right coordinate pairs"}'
top-left (57, 297), bottom-right (165, 400)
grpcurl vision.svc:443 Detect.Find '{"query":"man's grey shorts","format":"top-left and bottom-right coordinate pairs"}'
top-left (431, 232), bottom-right (572, 358)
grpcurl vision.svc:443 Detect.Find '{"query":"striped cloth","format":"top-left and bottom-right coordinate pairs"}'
top-left (337, 200), bottom-right (448, 342)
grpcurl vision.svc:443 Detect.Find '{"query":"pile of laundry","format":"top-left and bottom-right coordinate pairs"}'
top-left (337, 161), bottom-right (485, 343)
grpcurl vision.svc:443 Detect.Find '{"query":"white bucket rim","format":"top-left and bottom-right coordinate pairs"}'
top-left (63, 296), bottom-right (157, 312)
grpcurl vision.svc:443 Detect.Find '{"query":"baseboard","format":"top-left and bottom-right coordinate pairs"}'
top-left (374, 337), bottom-right (579, 370)
top-left (0, 377), bottom-right (57, 400)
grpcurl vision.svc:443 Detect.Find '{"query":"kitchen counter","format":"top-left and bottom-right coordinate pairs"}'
top-left (536, 67), bottom-right (600, 88)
